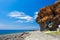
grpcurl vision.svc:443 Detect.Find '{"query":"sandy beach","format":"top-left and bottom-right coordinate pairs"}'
top-left (0, 31), bottom-right (60, 40)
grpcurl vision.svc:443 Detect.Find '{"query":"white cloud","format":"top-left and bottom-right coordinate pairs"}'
top-left (8, 11), bottom-right (34, 23)
top-left (8, 11), bottom-right (39, 23)
top-left (16, 20), bottom-right (24, 23)
top-left (8, 11), bottom-right (25, 18)
top-left (34, 12), bottom-right (38, 19)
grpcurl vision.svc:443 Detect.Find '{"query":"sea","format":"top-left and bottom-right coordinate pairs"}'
top-left (0, 30), bottom-right (33, 35)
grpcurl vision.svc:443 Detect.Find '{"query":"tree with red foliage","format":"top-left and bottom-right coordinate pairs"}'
top-left (36, 2), bottom-right (60, 31)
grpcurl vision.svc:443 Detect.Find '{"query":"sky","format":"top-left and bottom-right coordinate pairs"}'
top-left (0, 0), bottom-right (57, 30)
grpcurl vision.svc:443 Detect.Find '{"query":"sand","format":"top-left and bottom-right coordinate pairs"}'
top-left (25, 31), bottom-right (60, 40)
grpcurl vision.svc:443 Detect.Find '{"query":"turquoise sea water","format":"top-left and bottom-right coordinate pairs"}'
top-left (0, 30), bottom-right (32, 35)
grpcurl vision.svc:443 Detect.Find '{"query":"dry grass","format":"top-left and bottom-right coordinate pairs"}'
top-left (44, 31), bottom-right (60, 34)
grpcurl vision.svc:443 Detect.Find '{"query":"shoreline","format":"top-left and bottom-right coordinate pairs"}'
top-left (0, 31), bottom-right (31, 40)
top-left (0, 31), bottom-right (60, 40)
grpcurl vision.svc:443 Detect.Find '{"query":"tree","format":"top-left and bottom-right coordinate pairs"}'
top-left (36, 2), bottom-right (60, 31)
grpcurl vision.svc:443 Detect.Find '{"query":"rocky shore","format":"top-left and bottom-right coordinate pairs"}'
top-left (0, 32), bottom-right (29, 40)
top-left (0, 31), bottom-right (60, 40)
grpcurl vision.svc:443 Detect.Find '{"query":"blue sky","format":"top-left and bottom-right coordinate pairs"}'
top-left (0, 0), bottom-right (57, 30)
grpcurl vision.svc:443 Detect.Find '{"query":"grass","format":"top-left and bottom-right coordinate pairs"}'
top-left (44, 31), bottom-right (60, 34)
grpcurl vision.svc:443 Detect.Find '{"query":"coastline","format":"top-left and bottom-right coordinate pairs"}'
top-left (0, 31), bottom-right (31, 40)
top-left (0, 31), bottom-right (60, 40)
